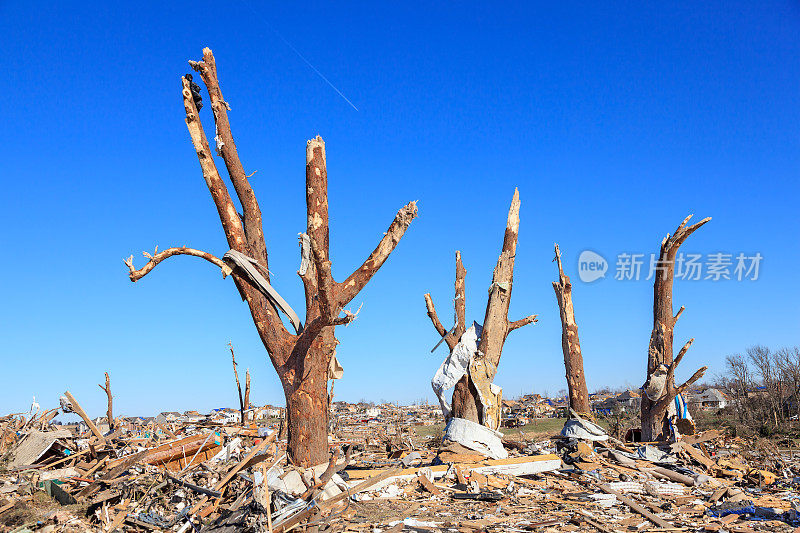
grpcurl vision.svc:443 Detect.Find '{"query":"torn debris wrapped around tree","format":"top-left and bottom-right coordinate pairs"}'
top-left (3, 389), bottom-right (800, 533)
top-left (425, 189), bottom-right (537, 462)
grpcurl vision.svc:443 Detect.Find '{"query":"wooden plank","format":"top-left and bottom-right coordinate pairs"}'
top-left (271, 467), bottom-right (403, 533)
top-left (188, 431), bottom-right (276, 515)
top-left (76, 449), bottom-right (149, 499)
top-left (416, 475), bottom-right (441, 495)
top-left (64, 391), bottom-right (106, 443)
top-left (682, 430), bottom-right (722, 445)
top-left (680, 442), bottom-right (717, 470)
top-left (597, 483), bottom-right (672, 529)
top-left (345, 453), bottom-right (561, 480)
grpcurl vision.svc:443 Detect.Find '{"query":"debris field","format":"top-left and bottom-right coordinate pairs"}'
top-left (2, 396), bottom-right (800, 533)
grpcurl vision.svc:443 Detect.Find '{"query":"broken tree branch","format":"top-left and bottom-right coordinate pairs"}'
top-left (424, 251), bottom-right (468, 352)
top-left (337, 201), bottom-right (419, 307)
top-left (675, 366), bottom-right (708, 396)
top-left (478, 188), bottom-right (524, 368)
top-left (181, 76), bottom-right (246, 252)
top-left (424, 294), bottom-right (451, 341)
top-left (508, 314), bottom-right (538, 332)
top-left (189, 48), bottom-right (267, 267)
top-left (454, 251), bottom-right (467, 339)
top-left (124, 246), bottom-right (230, 282)
top-left (666, 338), bottom-right (695, 385)
top-left (180, 71), bottom-right (290, 360)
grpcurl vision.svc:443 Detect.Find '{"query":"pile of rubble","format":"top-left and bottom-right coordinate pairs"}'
top-left (2, 395), bottom-right (800, 532)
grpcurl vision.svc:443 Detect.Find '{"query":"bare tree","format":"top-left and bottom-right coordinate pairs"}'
top-left (748, 345), bottom-right (783, 425)
top-left (229, 343), bottom-right (245, 426)
top-left (424, 190), bottom-right (536, 428)
top-left (725, 353), bottom-right (751, 424)
top-left (552, 244), bottom-right (590, 415)
top-left (124, 48), bottom-right (416, 466)
top-left (776, 347), bottom-right (800, 422)
top-left (244, 368), bottom-right (251, 412)
top-left (641, 215), bottom-right (710, 441)
top-left (98, 372), bottom-right (114, 431)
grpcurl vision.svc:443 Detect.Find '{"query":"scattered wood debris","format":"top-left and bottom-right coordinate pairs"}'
top-left (3, 391), bottom-right (800, 532)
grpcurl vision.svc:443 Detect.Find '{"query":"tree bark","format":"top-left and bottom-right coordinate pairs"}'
top-left (125, 48), bottom-right (416, 467)
top-left (641, 215), bottom-right (710, 441)
top-left (552, 244), bottom-right (591, 415)
top-left (98, 373), bottom-right (114, 431)
top-left (424, 189), bottom-right (536, 429)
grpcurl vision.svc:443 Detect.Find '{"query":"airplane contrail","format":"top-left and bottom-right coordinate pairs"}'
top-left (242, 1), bottom-right (359, 112)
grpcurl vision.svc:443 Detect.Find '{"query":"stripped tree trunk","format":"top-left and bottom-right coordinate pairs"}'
top-left (124, 48), bottom-right (416, 467)
top-left (640, 215), bottom-right (710, 441)
top-left (552, 244), bottom-right (590, 415)
top-left (229, 344), bottom-right (245, 426)
top-left (98, 373), bottom-right (114, 431)
top-left (424, 189), bottom-right (537, 429)
top-left (244, 369), bottom-right (251, 412)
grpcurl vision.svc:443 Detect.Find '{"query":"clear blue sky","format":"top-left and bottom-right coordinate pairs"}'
top-left (1, 2), bottom-right (798, 419)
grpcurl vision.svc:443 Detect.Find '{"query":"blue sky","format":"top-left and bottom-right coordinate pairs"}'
top-left (1, 2), bottom-right (798, 419)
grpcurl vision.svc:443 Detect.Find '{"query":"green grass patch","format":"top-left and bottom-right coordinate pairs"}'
top-left (413, 417), bottom-right (610, 439)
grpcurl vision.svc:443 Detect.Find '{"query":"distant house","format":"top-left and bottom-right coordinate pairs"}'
top-left (155, 412), bottom-right (181, 425)
top-left (209, 408), bottom-right (240, 425)
top-left (687, 389), bottom-right (728, 410)
top-left (183, 410), bottom-right (204, 423)
top-left (616, 390), bottom-right (641, 409)
top-left (249, 406), bottom-right (281, 421)
top-left (365, 407), bottom-right (381, 418)
top-left (501, 399), bottom-right (518, 416)
top-left (591, 390), bottom-right (640, 414)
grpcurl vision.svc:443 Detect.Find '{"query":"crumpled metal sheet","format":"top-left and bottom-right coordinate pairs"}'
top-left (223, 249), bottom-right (303, 334)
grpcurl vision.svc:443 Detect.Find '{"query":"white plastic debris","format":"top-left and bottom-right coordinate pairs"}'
top-left (431, 326), bottom-right (479, 419)
top-left (443, 416), bottom-right (508, 460)
top-left (210, 437), bottom-right (241, 462)
top-left (561, 417), bottom-right (609, 441)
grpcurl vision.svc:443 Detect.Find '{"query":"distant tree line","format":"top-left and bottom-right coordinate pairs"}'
top-left (718, 345), bottom-right (800, 436)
